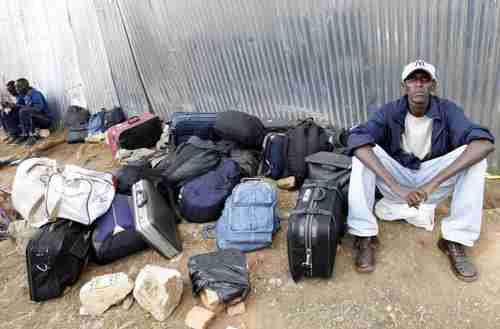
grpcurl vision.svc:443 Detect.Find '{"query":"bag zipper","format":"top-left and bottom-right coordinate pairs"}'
top-left (302, 187), bottom-right (317, 276)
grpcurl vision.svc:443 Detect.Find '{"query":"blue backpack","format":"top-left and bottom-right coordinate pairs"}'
top-left (87, 110), bottom-right (106, 135)
top-left (178, 159), bottom-right (241, 223)
top-left (260, 133), bottom-right (288, 180)
top-left (91, 194), bottom-right (148, 264)
top-left (205, 179), bottom-right (279, 252)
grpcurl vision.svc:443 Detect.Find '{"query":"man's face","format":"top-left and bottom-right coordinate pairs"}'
top-left (6, 84), bottom-right (17, 96)
top-left (15, 81), bottom-right (29, 96)
top-left (403, 70), bottom-right (435, 105)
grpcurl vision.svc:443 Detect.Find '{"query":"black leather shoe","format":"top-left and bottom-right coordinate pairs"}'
top-left (354, 236), bottom-right (378, 273)
top-left (438, 238), bottom-right (478, 282)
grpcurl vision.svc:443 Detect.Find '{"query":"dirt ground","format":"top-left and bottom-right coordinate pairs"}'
top-left (1, 132), bottom-right (500, 329)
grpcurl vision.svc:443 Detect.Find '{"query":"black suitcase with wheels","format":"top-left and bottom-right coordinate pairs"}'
top-left (287, 179), bottom-right (347, 281)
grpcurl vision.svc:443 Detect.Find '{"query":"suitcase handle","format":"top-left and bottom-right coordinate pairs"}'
top-left (135, 189), bottom-right (148, 208)
top-left (127, 116), bottom-right (141, 124)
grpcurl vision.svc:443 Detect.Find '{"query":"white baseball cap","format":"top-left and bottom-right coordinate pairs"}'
top-left (401, 60), bottom-right (437, 82)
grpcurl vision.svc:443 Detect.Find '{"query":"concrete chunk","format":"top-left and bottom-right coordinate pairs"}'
top-left (133, 265), bottom-right (183, 321)
top-left (185, 306), bottom-right (216, 329)
top-left (227, 302), bottom-right (246, 316)
top-left (80, 273), bottom-right (134, 315)
top-left (200, 289), bottom-right (224, 313)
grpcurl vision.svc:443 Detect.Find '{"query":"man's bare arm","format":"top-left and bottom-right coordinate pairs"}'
top-left (353, 145), bottom-right (423, 206)
top-left (420, 140), bottom-right (494, 197)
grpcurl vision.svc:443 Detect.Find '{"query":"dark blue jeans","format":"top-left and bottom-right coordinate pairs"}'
top-left (0, 109), bottom-right (20, 136)
top-left (19, 106), bottom-right (51, 136)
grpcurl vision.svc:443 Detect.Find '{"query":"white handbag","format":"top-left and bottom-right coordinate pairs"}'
top-left (12, 158), bottom-right (115, 227)
top-left (45, 165), bottom-right (115, 225)
top-left (12, 158), bottom-right (58, 228)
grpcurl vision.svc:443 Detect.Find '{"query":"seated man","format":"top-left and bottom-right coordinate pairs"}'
top-left (15, 78), bottom-right (52, 146)
top-left (0, 80), bottom-right (23, 143)
top-left (347, 60), bottom-right (495, 282)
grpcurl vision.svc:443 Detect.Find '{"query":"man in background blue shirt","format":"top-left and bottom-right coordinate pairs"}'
top-left (346, 60), bottom-right (495, 282)
top-left (15, 78), bottom-right (52, 146)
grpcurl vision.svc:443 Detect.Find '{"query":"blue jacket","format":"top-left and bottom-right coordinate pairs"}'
top-left (24, 88), bottom-right (52, 121)
top-left (347, 96), bottom-right (495, 169)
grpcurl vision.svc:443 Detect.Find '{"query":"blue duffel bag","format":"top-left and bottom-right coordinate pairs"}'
top-left (204, 178), bottom-right (280, 252)
top-left (91, 193), bottom-right (148, 265)
top-left (178, 159), bottom-right (241, 223)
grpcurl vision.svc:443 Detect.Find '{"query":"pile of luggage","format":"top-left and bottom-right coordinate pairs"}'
top-left (12, 109), bottom-right (352, 304)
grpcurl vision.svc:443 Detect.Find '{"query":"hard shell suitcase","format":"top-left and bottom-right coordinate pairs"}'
top-left (106, 112), bottom-right (162, 158)
top-left (287, 179), bottom-right (346, 281)
top-left (169, 112), bottom-right (217, 147)
top-left (131, 179), bottom-right (182, 259)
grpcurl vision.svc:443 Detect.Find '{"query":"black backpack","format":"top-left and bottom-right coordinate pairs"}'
top-left (162, 136), bottom-right (230, 187)
top-left (26, 220), bottom-right (92, 301)
top-left (64, 105), bottom-right (90, 129)
top-left (286, 119), bottom-right (331, 187)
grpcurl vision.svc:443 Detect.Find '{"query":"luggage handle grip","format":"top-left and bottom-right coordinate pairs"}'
top-left (241, 178), bottom-right (262, 183)
top-left (135, 189), bottom-right (148, 208)
top-left (127, 116), bottom-right (141, 124)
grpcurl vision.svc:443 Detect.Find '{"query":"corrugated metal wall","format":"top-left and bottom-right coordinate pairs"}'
top-left (1, 0), bottom-right (500, 167)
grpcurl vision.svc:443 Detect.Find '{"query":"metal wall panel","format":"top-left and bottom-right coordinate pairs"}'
top-left (93, 0), bottom-right (149, 115)
top-left (67, 0), bottom-right (119, 113)
top-left (0, 0), bottom-right (87, 121)
top-left (1, 0), bottom-right (499, 167)
top-left (116, 0), bottom-right (500, 165)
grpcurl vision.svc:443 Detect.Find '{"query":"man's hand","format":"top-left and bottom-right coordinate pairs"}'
top-left (390, 183), bottom-right (428, 209)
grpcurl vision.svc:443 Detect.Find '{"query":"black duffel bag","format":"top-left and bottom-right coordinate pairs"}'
top-left (213, 111), bottom-right (265, 149)
top-left (26, 220), bottom-right (92, 301)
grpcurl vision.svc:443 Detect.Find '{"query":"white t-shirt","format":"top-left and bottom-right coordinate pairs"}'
top-left (401, 112), bottom-right (433, 160)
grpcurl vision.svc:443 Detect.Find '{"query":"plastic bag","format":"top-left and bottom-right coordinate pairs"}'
top-left (375, 197), bottom-right (435, 231)
top-left (188, 249), bottom-right (250, 304)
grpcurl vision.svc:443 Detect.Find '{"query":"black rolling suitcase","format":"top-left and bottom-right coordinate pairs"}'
top-left (131, 179), bottom-right (182, 259)
top-left (287, 179), bottom-right (347, 281)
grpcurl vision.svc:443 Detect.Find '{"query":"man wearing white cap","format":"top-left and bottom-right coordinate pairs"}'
top-left (346, 60), bottom-right (495, 282)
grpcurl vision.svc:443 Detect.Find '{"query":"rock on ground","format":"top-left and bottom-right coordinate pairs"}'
top-left (133, 265), bottom-right (183, 321)
top-left (185, 306), bottom-right (216, 329)
top-left (80, 272), bottom-right (134, 315)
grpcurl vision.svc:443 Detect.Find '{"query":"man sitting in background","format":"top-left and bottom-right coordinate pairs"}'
top-left (15, 78), bottom-right (52, 146)
top-left (346, 60), bottom-right (495, 282)
top-left (0, 80), bottom-right (23, 143)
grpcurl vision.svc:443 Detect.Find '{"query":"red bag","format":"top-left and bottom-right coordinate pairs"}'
top-left (106, 112), bottom-right (162, 158)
